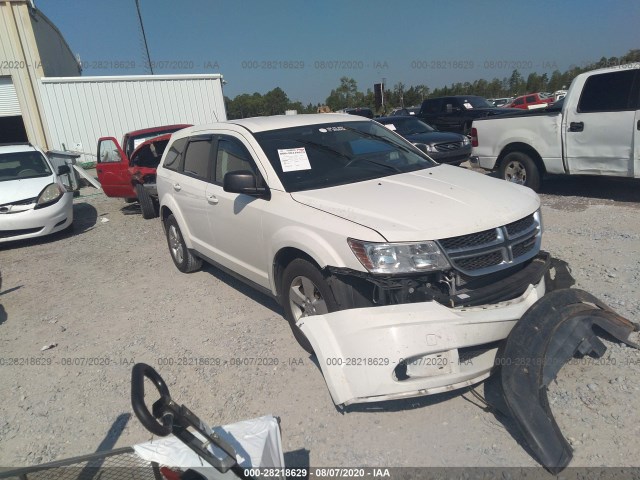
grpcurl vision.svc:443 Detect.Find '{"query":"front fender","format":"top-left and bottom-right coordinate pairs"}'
top-left (492, 288), bottom-right (639, 473)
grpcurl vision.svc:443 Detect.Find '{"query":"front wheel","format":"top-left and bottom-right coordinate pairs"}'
top-left (165, 214), bottom-right (202, 273)
top-left (282, 259), bottom-right (338, 354)
top-left (135, 184), bottom-right (159, 219)
top-left (499, 151), bottom-right (541, 192)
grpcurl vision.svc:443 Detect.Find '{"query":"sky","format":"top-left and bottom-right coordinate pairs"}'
top-left (35, 0), bottom-right (640, 106)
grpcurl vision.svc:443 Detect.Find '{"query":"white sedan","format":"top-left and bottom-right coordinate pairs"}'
top-left (0, 144), bottom-right (73, 243)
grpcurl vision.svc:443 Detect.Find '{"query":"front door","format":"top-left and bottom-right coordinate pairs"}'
top-left (96, 137), bottom-right (134, 197)
top-left (564, 69), bottom-right (639, 177)
top-left (205, 133), bottom-right (270, 288)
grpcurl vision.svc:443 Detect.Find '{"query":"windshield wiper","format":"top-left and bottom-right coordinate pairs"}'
top-left (342, 126), bottom-right (418, 155)
top-left (290, 139), bottom-right (352, 162)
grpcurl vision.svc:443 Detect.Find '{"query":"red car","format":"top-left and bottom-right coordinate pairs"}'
top-left (96, 125), bottom-right (190, 218)
top-left (506, 93), bottom-right (553, 110)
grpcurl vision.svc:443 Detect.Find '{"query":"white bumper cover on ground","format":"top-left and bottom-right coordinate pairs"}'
top-left (299, 280), bottom-right (546, 406)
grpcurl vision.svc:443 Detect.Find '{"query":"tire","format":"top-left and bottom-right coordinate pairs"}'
top-left (281, 258), bottom-right (338, 354)
top-left (499, 151), bottom-right (541, 192)
top-left (135, 183), bottom-right (158, 219)
top-left (165, 214), bottom-right (202, 273)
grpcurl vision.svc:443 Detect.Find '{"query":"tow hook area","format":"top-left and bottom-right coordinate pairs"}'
top-left (490, 288), bottom-right (639, 473)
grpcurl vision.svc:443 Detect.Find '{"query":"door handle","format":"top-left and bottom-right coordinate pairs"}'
top-left (173, 183), bottom-right (181, 192)
top-left (569, 121), bottom-right (584, 132)
top-left (207, 194), bottom-right (218, 205)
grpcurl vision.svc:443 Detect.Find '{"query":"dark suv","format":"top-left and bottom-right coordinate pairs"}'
top-left (417, 96), bottom-right (516, 134)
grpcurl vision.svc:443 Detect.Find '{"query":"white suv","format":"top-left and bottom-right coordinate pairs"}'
top-left (156, 114), bottom-right (549, 406)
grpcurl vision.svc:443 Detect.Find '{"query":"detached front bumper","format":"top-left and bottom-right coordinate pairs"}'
top-left (299, 278), bottom-right (546, 406)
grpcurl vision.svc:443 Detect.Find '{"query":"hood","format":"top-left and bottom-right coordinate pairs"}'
top-left (0, 175), bottom-right (55, 205)
top-left (291, 165), bottom-right (539, 242)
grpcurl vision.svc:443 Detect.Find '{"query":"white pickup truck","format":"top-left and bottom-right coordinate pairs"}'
top-left (470, 65), bottom-right (640, 191)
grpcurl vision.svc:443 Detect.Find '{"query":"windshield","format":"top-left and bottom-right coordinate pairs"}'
top-left (254, 120), bottom-right (437, 192)
top-left (0, 151), bottom-right (52, 182)
top-left (463, 97), bottom-right (493, 108)
top-left (126, 127), bottom-right (186, 158)
top-left (379, 117), bottom-right (436, 135)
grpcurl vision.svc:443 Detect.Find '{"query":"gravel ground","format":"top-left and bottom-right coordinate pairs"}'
top-left (0, 168), bottom-right (639, 474)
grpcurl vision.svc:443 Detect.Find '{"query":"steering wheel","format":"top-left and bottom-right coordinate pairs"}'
top-left (17, 169), bottom-right (39, 177)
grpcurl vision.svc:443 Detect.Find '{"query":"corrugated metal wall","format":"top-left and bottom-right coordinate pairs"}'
top-left (38, 74), bottom-right (227, 162)
top-left (0, 77), bottom-right (21, 116)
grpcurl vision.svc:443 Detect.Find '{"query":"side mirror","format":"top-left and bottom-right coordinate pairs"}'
top-left (223, 171), bottom-right (270, 198)
top-left (57, 164), bottom-right (71, 175)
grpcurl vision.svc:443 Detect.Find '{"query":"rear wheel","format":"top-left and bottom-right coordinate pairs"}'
top-left (499, 151), bottom-right (541, 191)
top-left (135, 183), bottom-right (158, 219)
top-left (165, 214), bottom-right (202, 273)
top-left (282, 258), bottom-right (338, 353)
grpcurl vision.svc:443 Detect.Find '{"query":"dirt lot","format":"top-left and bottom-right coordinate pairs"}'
top-left (1, 168), bottom-right (639, 473)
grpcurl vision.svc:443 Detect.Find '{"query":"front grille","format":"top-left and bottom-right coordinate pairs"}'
top-left (506, 215), bottom-right (535, 237)
top-left (434, 141), bottom-right (463, 152)
top-left (440, 228), bottom-right (498, 250)
top-left (437, 212), bottom-right (542, 276)
top-left (0, 226), bottom-right (43, 239)
top-left (0, 197), bottom-right (36, 208)
top-left (455, 251), bottom-right (504, 271)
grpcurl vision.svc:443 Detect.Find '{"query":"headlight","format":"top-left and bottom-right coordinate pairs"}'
top-left (462, 136), bottom-right (471, 146)
top-left (348, 238), bottom-right (451, 274)
top-left (535, 208), bottom-right (543, 233)
top-left (413, 142), bottom-right (435, 153)
top-left (35, 183), bottom-right (64, 209)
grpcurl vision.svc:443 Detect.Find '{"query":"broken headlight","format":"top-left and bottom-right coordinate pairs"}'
top-left (348, 238), bottom-right (451, 274)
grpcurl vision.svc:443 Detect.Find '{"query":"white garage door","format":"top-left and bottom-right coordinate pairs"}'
top-left (0, 76), bottom-right (21, 117)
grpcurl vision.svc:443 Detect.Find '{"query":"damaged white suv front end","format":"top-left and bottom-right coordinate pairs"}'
top-left (157, 114), bottom-right (552, 407)
top-left (298, 205), bottom-right (548, 406)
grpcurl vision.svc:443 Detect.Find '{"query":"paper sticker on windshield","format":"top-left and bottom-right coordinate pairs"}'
top-left (463, 102), bottom-right (473, 109)
top-left (383, 124), bottom-right (396, 131)
top-left (278, 148), bottom-right (311, 172)
top-left (319, 126), bottom-right (345, 132)
top-left (133, 138), bottom-right (146, 149)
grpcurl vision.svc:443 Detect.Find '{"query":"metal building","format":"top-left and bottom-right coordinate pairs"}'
top-left (0, 0), bottom-right (80, 146)
top-left (1, 1), bottom-right (227, 165)
top-left (39, 74), bottom-right (227, 164)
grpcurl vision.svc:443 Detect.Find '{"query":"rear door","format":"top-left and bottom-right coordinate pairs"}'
top-left (172, 135), bottom-right (216, 254)
top-left (96, 137), bottom-right (134, 197)
top-left (564, 69), bottom-right (639, 177)
top-left (437, 98), bottom-right (465, 132)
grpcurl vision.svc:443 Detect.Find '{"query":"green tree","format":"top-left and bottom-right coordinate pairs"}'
top-left (508, 69), bottom-right (525, 94)
top-left (263, 87), bottom-right (289, 115)
top-left (325, 77), bottom-right (358, 110)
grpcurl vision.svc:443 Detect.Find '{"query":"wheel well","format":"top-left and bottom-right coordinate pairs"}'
top-left (160, 206), bottom-right (172, 223)
top-left (272, 248), bottom-right (319, 299)
top-left (498, 143), bottom-right (546, 175)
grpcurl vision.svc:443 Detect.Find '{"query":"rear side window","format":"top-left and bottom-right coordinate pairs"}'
top-left (525, 95), bottom-right (536, 103)
top-left (513, 98), bottom-right (524, 106)
top-left (182, 137), bottom-right (213, 179)
top-left (162, 137), bottom-right (187, 171)
top-left (578, 70), bottom-right (637, 112)
top-left (421, 99), bottom-right (440, 114)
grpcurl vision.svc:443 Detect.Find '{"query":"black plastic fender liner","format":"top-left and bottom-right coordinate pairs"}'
top-left (494, 288), bottom-right (639, 474)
